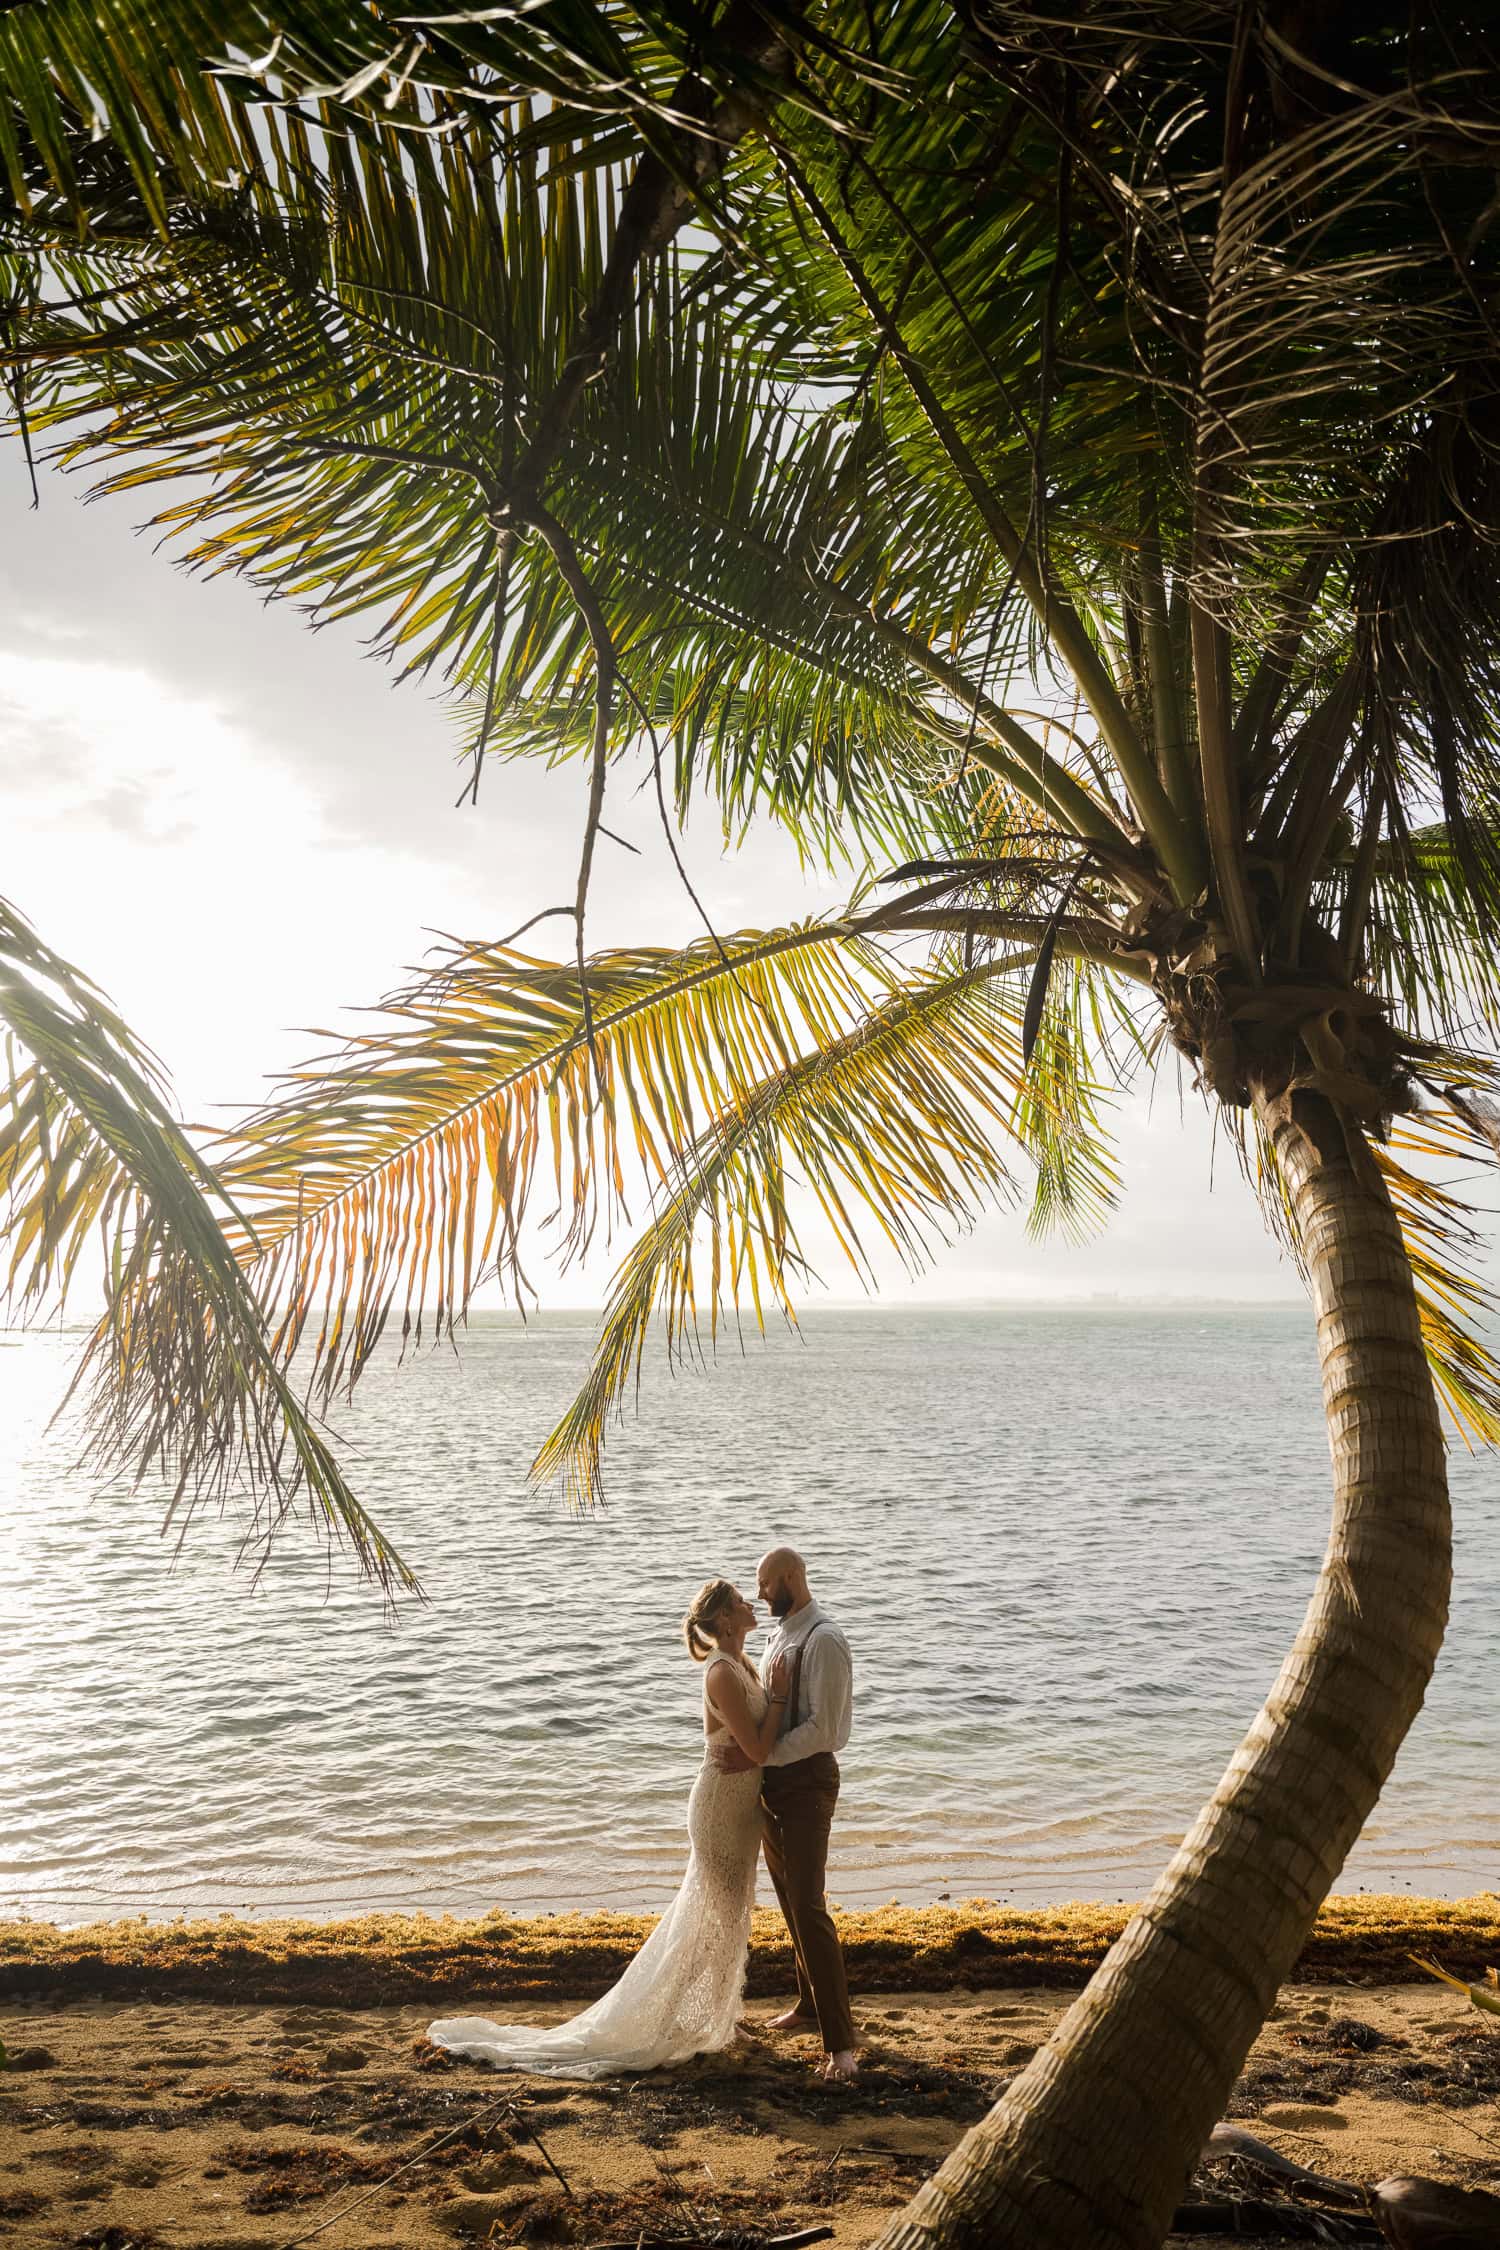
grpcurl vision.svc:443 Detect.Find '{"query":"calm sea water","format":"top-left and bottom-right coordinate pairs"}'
top-left (1, 1306), bottom-right (1496, 1927)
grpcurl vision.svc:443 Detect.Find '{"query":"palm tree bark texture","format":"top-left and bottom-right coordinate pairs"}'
top-left (874, 1086), bottom-right (1450, 2250)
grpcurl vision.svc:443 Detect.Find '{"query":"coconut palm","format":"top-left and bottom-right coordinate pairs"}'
top-left (5, 2), bottom-right (1500, 2244)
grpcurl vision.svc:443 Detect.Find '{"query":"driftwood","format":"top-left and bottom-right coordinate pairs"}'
top-left (1206, 2123), bottom-right (1368, 2207)
top-left (276, 2091), bottom-right (522, 2249)
top-left (1370, 2177), bottom-right (1500, 2248)
top-left (1169, 2118), bottom-right (1383, 2239)
top-left (1165, 2123), bottom-right (1500, 2245)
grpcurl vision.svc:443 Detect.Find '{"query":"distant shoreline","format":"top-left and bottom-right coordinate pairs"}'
top-left (4, 1893), bottom-right (1497, 2007)
top-left (0, 1296), bottom-right (1311, 1337)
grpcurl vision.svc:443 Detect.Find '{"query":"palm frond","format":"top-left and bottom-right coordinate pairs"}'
top-left (4, 120), bottom-right (1122, 866)
top-left (1374, 1112), bottom-right (1500, 1450)
top-left (1012, 964), bottom-right (1121, 1245)
top-left (1243, 1082), bottom-right (1500, 1450)
top-left (5, 0), bottom-right (1500, 1555)
top-left (216, 919), bottom-right (931, 1406)
top-left (1340, 816), bottom-right (1500, 1044)
top-left (0, 0), bottom-right (273, 233)
top-left (0, 895), bottom-right (418, 1595)
top-left (531, 947), bottom-right (1041, 1507)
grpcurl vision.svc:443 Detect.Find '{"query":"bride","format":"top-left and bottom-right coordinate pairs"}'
top-left (427, 1579), bottom-right (788, 2077)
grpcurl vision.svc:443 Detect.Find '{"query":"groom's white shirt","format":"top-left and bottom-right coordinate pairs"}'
top-left (762, 1599), bottom-right (853, 1767)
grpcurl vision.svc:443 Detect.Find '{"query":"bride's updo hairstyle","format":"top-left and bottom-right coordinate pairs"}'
top-left (683, 1578), bottom-right (736, 1662)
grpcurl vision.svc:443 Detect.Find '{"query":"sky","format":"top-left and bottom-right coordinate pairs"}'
top-left (0, 432), bottom-right (1444, 1314)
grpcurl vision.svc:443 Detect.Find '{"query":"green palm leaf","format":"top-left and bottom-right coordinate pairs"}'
top-left (1376, 1105), bottom-right (1500, 1450)
top-left (1245, 1083), bottom-right (1500, 1450)
top-left (209, 911), bottom-right (1126, 1497)
top-left (532, 945), bottom-right (1047, 1504)
top-left (218, 919), bottom-right (909, 1400)
top-left (9, 0), bottom-right (1500, 1525)
top-left (0, 895), bottom-right (418, 1596)
top-left (1012, 966), bottom-right (1122, 1246)
top-left (199, 911), bottom-right (1126, 1507)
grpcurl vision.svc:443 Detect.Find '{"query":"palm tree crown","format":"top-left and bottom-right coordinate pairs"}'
top-left (7, 0), bottom-right (1498, 1493)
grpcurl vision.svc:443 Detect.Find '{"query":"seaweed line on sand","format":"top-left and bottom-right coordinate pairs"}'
top-left (4, 1894), bottom-right (1500, 2007)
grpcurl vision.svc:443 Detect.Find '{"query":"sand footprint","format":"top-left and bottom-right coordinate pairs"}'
top-left (461, 2152), bottom-right (543, 2192)
top-left (114, 2162), bottom-right (161, 2188)
top-left (1259, 2103), bottom-right (1350, 2134)
top-left (434, 2186), bottom-right (563, 2239)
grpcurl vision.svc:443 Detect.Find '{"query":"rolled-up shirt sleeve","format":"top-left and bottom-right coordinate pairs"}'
top-left (765, 1632), bottom-right (852, 1766)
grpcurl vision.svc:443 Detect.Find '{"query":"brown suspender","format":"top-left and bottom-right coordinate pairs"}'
top-left (782, 1619), bottom-right (829, 1735)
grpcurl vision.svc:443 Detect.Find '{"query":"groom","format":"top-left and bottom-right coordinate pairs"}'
top-left (756, 1545), bottom-right (857, 2081)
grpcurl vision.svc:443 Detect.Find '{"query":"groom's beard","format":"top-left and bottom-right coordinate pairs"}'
top-left (768, 1593), bottom-right (793, 1617)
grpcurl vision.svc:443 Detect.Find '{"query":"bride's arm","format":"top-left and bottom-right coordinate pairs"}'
top-left (707, 1658), bottom-right (788, 1766)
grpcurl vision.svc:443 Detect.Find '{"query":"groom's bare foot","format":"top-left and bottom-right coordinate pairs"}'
top-left (765, 2006), bottom-right (819, 2032)
top-left (823, 2048), bottom-right (859, 2081)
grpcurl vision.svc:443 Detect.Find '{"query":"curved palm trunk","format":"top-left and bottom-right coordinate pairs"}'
top-left (875, 1088), bottom-right (1450, 2250)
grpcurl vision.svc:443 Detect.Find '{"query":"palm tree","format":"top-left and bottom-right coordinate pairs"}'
top-left (5, 2), bottom-right (1500, 2243)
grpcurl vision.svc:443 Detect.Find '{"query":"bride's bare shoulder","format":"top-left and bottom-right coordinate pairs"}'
top-left (703, 1653), bottom-right (757, 1705)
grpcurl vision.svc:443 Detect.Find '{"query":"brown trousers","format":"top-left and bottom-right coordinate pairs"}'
top-left (761, 1752), bottom-right (854, 2054)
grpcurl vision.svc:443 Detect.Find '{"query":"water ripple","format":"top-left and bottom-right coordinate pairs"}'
top-left (1, 1307), bottom-right (1496, 1923)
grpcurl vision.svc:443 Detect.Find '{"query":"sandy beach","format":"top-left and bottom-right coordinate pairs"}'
top-left (4, 1899), bottom-right (1500, 2247)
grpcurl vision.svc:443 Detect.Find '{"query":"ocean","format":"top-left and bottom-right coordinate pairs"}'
top-left (1, 1305), bottom-right (1495, 1927)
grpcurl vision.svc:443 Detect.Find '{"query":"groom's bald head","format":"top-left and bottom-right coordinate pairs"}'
top-left (756, 1545), bottom-right (809, 1617)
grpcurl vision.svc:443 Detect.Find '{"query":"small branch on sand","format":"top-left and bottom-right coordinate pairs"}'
top-left (518, 2108), bottom-right (575, 2198)
top-left (587, 2233), bottom-right (835, 2250)
top-left (274, 2088), bottom-right (518, 2249)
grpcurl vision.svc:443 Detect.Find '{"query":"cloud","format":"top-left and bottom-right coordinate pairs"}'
top-left (0, 636), bottom-right (1312, 1313)
top-left (0, 644), bottom-right (490, 1114)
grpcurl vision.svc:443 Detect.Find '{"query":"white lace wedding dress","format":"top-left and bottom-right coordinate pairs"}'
top-left (427, 1658), bottom-right (766, 2077)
